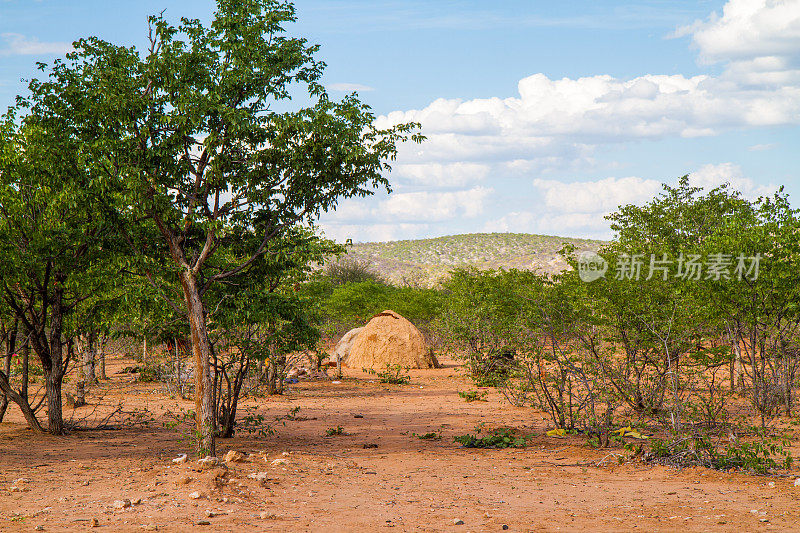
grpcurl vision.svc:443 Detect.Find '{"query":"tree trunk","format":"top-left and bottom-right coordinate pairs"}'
top-left (74, 339), bottom-right (86, 407)
top-left (46, 370), bottom-right (64, 433)
top-left (0, 318), bottom-right (17, 422)
top-left (266, 358), bottom-right (282, 395)
top-left (85, 330), bottom-right (96, 384)
top-left (44, 282), bottom-right (66, 435)
top-left (98, 335), bottom-right (107, 380)
top-left (0, 371), bottom-right (43, 431)
top-left (20, 329), bottom-right (29, 401)
top-left (728, 325), bottom-right (741, 392)
top-left (180, 270), bottom-right (215, 457)
top-left (0, 354), bottom-right (9, 422)
top-left (0, 330), bottom-right (11, 422)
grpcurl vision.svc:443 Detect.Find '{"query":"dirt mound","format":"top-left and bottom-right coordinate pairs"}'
top-left (345, 310), bottom-right (437, 369)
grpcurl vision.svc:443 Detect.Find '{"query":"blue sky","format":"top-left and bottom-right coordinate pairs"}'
top-left (1, 0), bottom-right (798, 241)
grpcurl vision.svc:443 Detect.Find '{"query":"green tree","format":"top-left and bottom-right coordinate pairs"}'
top-left (702, 190), bottom-right (800, 423)
top-left (20, 0), bottom-right (420, 453)
top-left (0, 112), bottom-right (116, 434)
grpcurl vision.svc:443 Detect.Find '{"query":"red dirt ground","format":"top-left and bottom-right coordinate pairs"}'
top-left (2, 355), bottom-right (800, 532)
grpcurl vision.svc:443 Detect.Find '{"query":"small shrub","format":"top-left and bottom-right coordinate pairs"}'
top-left (121, 362), bottom-right (166, 382)
top-left (458, 390), bottom-right (488, 402)
top-left (454, 427), bottom-right (527, 449)
top-left (365, 364), bottom-right (410, 384)
top-left (238, 412), bottom-right (275, 438)
top-left (137, 362), bottom-right (166, 383)
top-left (646, 433), bottom-right (793, 474)
top-left (281, 406), bottom-right (315, 421)
top-left (162, 407), bottom-right (201, 450)
top-left (324, 256), bottom-right (384, 285)
top-left (469, 348), bottom-right (515, 387)
top-left (413, 431), bottom-right (442, 440)
top-left (325, 426), bottom-right (345, 436)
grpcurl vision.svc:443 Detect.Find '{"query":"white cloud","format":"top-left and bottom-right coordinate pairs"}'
top-left (322, 186), bottom-right (491, 224)
top-left (533, 176), bottom-right (663, 213)
top-left (484, 167), bottom-right (777, 241)
top-left (392, 162), bottom-right (490, 187)
top-left (379, 186), bottom-right (492, 222)
top-left (0, 33), bottom-right (71, 56)
top-left (677, 0), bottom-right (800, 65)
top-left (673, 1), bottom-right (800, 86)
top-left (747, 143), bottom-right (777, 151)
top-left (484, 211), bottom-right (613, 240)
top-left (689, 162), bottom-right (778, 198)
top-left (322, 198), bottom-right (373, 223)
top-left (328, 82), bottom-right (375, 92)
top-left (488, 176), bottom-right (663, 240)
top-left (319, 0), bottom-right (795, 244)
top-left (378, 70), bottom-right (800, 176)
top-left (319, 222), bottom-right (430, 243)
top-left (374, 1), bottom-right (800, 180)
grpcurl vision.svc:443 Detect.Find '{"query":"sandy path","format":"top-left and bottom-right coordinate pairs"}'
top-left (1, 358), bottom-right (798, 532)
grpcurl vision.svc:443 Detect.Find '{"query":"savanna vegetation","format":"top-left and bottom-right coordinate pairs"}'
top-left (0, 0), bottom-right (798, 482)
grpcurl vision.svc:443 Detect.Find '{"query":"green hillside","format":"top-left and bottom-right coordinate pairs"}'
top-left (343, 232), bottom-right (605, 285)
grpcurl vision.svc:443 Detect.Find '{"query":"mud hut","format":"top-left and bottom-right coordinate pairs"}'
top-left (345, 310), bottom-right (438, 369)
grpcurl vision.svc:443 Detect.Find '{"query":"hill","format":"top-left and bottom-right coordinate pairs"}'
top-left (343, 232), bottom-right (605, 285)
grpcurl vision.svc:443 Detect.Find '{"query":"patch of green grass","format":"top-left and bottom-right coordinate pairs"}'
top-left (325, 426), bottom-right (345, 437)
top-left (458, 390), bottom-right (488, 402)
top-left (413, 431), bottom-right (442, 441)
top-left (365, 364), bottom-right (410, 384)
top-left (454, 427), bottom-right (527, 449)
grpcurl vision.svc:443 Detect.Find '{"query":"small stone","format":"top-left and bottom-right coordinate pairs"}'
top-left (141, 525), bottom-right (158, 531)
top-left (132, 498), bottom-right (142, 505)
top-left (189, 491), bottom-right (202, 500)
top-left (34, 526), bottom-right (44, 531)
top-left (502, 526), bottom-right (509, 531)
top-left (452, 519), bottom-right (465, 525)
top-left (91, 518), bottom-right (99, 528)
top-left (179, 476), bottom-right (193, 485)
top-left (198, 456), bottom-right (220, 470)
top-left (247, 472), bottom-right (269, 482)
top-left (768, 482), bottom-right (775, 488)
top-left (270, 458), bottom-right (287, 466)
top-left (205, 510), bottom-right (215, 518)
top-left (223, 450), bottom-right (244, 463)
top-left (172, 454), bottom-right (188, 464)
top-left (331, 381), bottom-right (341, 384)
top-left (82, 481), bottom-right (90, 486)
top-left (113, 499), bottom-right (132, 509)
top-left (794, 478), bottom-right (800, 487)
top-left (259, 512), bottom-right (277, 520)
top-left (197, 520), bottom-right (211, 526)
